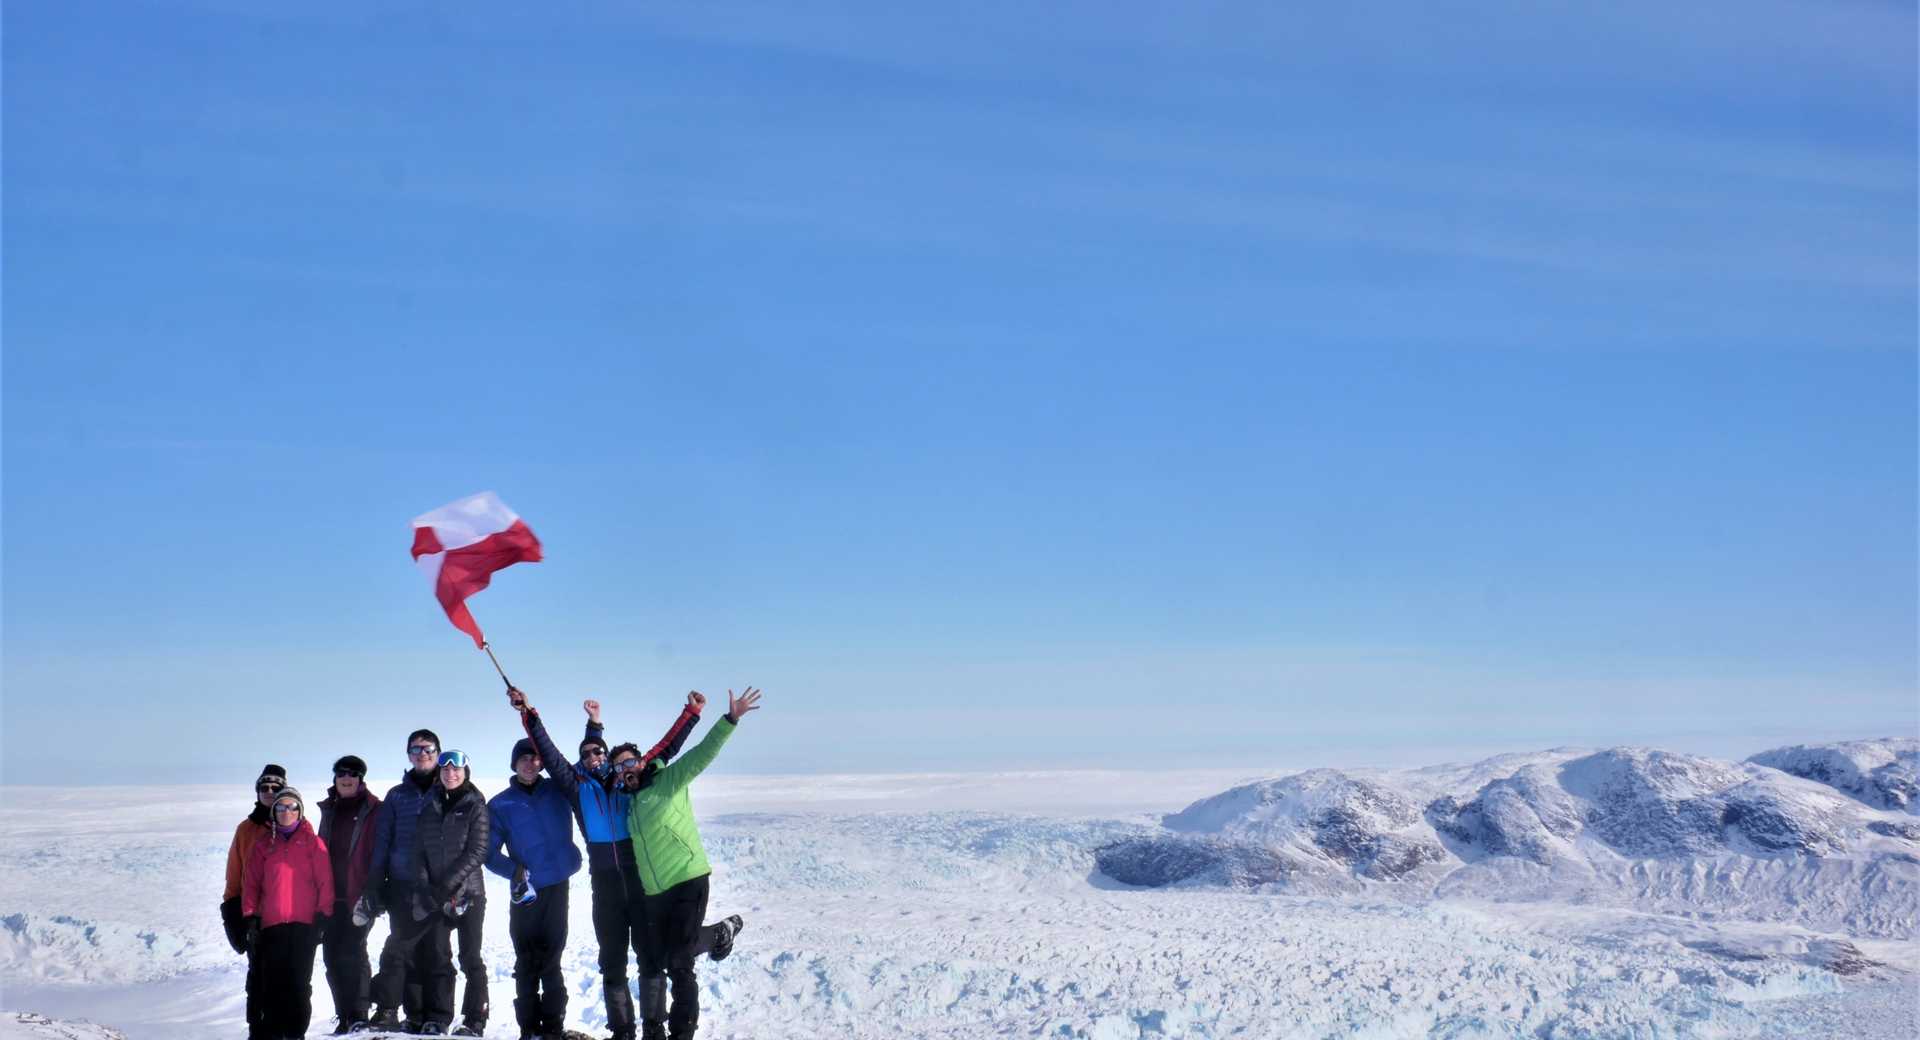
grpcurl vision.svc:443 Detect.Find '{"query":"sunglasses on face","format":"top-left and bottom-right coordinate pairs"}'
top-left (272, 803), bottom-right (301, 815)
top-left (408, 745), bottom-right (438, 757)
top-left (613, 757), bottom-right (647, 773)
top-left (334, 770), bottom-right (363, 779)
top-left (581, 748), bottom-right (607, 758)
top-left (257, 783), bottom-right (283, 794)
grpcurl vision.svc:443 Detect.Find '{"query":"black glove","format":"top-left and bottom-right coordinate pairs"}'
top-left (244, 916), bottom-right (261, 952)
top-left (434, 880), bottom-right (468, 917)
top-left (312, 913), bottom-right (332, 941)
top-left (410, 890), bottom-right (432, 923)
top-left (351, 889), bottom-right (383, 927)
top-left (219, 897), bottom-right (248, 956)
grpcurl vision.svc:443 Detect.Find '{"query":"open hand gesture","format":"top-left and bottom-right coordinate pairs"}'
top-left (583, 699), bottom-right (602, 724)
top-left (727, 687), bottom-right (762, 723)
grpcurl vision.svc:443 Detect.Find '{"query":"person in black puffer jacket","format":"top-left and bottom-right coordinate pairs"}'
top-left (409, 749), bottom-right (491, 1036)
top-left (365, 727), bottom-right (446, 1031)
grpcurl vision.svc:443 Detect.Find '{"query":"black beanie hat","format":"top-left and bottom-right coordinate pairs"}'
top-left (406, 729), bottom-right (441, 751)
top-left (256, 763), bottom-right (288, 787)
top-left (509, 738), bottom-right (538, 771)
top-left (579, 734), bottom-right (608, 757)
top-left (332, 755), bottom-right (368, 776)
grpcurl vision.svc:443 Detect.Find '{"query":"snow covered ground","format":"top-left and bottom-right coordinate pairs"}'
top-left (1, 742), bottom-right (1915, 1038)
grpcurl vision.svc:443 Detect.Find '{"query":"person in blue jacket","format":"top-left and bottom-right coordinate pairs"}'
top-left (487, 735), bottom-right (583, 1040)
top-left (508, 688), bottom-right (700, 1040)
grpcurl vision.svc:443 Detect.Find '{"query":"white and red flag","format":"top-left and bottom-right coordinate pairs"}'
top-left (410, 491), bottom-right (543, 647)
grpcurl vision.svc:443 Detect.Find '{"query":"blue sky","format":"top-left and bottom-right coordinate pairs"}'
top-left (5, 1), bottom-right (1914, 785)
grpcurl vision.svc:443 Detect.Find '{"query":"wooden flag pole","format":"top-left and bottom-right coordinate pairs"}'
top-left (481, 642), bottom-right (514, 689)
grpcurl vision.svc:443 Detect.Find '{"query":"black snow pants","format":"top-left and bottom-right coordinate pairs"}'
top-left (453, 895), bottom-right (490, 1026)
top-left (642, 875), bottom-right (725, 1039)
top-left (245, 943), bottom-right (266, 1039)
top-left (370, 882), bottom-right (428, 1019)
top-left (320, 900), bottom-right (372, 1026)
top-left (590, 861), bottom-right (658, 1037)
top-left (256, 922), bottom-right (319, 1040)
top-left (509, 884), bottom-right (570, 1035)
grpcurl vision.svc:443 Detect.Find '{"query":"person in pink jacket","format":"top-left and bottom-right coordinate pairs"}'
top-left (244, 785), bottom-right (336, 1039)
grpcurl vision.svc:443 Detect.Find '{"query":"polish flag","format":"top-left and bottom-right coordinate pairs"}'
top-left (411, 492), bottom-right (544, 647)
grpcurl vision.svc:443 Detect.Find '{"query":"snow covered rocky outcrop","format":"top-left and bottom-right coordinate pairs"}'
top-left (1096, 738), bottom-right (1920, 938)
top-left (1748, 738), bottom-right (1919, 814)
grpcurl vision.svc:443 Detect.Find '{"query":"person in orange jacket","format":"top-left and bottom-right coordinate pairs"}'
top-left (243, 785), bottom-right (336, 1040)
top-left (225, 763), bottom-right (287, 1040)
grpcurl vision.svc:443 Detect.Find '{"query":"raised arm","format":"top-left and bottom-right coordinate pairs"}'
top-left (508, 687), bottom-right (581, 794)
top-left (643, 692), bottom-right (705, 765)
top-left (652, 688), bottom-right (760, 796)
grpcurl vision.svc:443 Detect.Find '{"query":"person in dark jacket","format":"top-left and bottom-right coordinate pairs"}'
top-left (243, 785), bottom-right (335, 1040)
top-left (361, 728), bottom-right (443, 1032)
top-left (487, 736), bottom-right (583, 1040)
top-left (225, 763), bottom-right (286, 1040)
top-left (509, 688), bottom-right (700, 1040)
top-left (315, 755), bottom-right (381, 1034)
top-left (409, 750), bottom-right (492, 1036)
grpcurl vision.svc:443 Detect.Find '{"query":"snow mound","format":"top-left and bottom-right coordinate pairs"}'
top-left (0, 1012), bottom-right (128, 1040)
top-left (1750, 739), bottom-right (1920, 814)
top-left (0, 913), bottom-right (211, 986)
top-left (1161, 769), bottom-right (1447, 882)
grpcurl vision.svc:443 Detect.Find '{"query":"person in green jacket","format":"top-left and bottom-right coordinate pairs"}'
top-left (622, 687), bottom-right (760, 1040)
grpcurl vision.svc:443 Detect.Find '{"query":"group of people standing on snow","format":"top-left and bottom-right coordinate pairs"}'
top-left (221, 684), bottom-right (763, 1040)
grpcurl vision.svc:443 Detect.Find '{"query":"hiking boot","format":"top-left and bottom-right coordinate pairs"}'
top-left (352, 1008), bottom-right (402, 1034)
top-left (452, 1019), bottom-right (486, 1037)
top-left (709, 915), bottom-right (745, 962)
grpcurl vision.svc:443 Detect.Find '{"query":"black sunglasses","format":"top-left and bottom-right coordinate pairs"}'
top-left (407, 744), bottom-right (438, 756)
top-left (334, 769), bottom-right (364, 779)
top-left (257, 783), bottom-right (284, 793)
